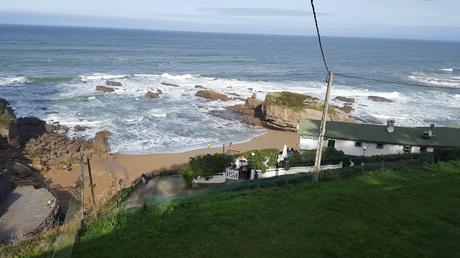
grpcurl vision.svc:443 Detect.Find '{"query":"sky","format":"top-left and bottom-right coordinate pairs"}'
top-left (0, 0), bottom-right (459, 41)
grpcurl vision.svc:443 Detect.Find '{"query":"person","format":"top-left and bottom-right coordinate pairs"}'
top-left (141, 173), bottom-right (148, 185)
top-left (118, 178), bottom-right (123, 190)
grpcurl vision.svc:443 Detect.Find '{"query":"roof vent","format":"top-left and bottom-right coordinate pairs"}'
top-left (423, 124), bottom-right (436, 139)
top-left (387, 119), bottom-right (395, 133)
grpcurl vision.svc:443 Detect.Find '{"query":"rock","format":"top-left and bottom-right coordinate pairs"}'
top-left (340, 104), bottom-right (354, 114)
top-left (93, 130), bottom-right (112, 153)
top-left (261, 92), bottom-right (353, 131)
top-left (195, 90), bottom-right (229, 101)
top-left (11, 117), bottom-right (47, 146)
top-left (334, 96), bottom-right (355, 103)
top-left (145, 89), bottom-right (162, 98)
top-left (106, 80), bottom-right (122, 86)
top-left (0, 98), bottom-right (16, 139)
top-left (368, 96), bottom-right (394, 103)
top-left (195, 85), bottom-right (206, 89)
top-left (67, 141), bottom-right (81, 154)
top-left (161, 82), bottom-right (179, 87)
top-left (96, 86), bottom-right (115, 93)
top-left (74, 125), bottom-right (89, 132)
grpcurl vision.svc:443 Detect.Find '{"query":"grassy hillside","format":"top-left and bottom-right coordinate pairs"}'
top-left (72, 162), bottom-right (460, 258)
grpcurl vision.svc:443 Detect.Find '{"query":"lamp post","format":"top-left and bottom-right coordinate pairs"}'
top-left (361, 146), bottom-right (367, 172)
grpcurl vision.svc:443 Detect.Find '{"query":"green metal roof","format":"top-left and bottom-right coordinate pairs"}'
top-left (298, 120), bottom-right (460, 147)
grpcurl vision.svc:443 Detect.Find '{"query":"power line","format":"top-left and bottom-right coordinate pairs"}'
top-left (310, 0), bottom-right (330, 74)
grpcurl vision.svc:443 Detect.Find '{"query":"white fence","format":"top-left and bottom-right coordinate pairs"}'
top-left (257, 163), bottom-right (342, 179)
top-left (193, 163), bottom-right (343, 184)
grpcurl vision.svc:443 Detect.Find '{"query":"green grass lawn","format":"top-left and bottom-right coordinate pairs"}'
top-left (71, 162), bottom-right (460, 258)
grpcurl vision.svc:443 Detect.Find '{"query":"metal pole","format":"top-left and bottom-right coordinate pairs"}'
top-left (86, 157), bottom-right (97, 214)
top-left (313, 72), bottom-right (333, 182)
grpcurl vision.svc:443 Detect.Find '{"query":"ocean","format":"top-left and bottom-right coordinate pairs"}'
top-left (1, 24), bottom-right (459, 153)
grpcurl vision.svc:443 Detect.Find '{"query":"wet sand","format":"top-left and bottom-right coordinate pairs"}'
top-left (48, 129), bottom-right (299, 204)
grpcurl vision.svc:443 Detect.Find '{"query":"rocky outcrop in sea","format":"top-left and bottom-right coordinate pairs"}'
top-left (225, 92), bottom-right (354, 131)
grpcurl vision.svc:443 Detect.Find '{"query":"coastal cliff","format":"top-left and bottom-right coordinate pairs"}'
top-left (226, 92), bottom-right (353, 131)
top-left (0, 98), bottom-right (110, 178)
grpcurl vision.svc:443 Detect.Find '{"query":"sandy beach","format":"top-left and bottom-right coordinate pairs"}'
top-left (48, 129), bottom-right (299, 203)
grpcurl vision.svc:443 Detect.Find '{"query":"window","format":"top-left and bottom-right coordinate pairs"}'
top-left (403, 145), bottom-right (411, 153)
top-left (420, 146), bottom-right (427, 153)
top-left (376, 143), bottom-right (384, 149)
top-left (327, 140), bottom-right (336, 148)
top-left (355, 141), bottom-right (362, 147)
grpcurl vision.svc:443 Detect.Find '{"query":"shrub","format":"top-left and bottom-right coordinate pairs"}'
top-left (434, 147), bottom-right (460, 162)
top-left (287, 148), bottom-right (344, 167)
top-left (242, 149), bottom-right (278, 173)
top-left (181, 154), bottom-right (233, 187)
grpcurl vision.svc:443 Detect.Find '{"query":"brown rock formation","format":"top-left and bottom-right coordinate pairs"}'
top-left (145, 89), bottom-right (162, 98)
top-left (196, 90), bottom-right (229, 101)
top-left (106, 80), bottom-right (123, 86)
top-left (96, 86), bottom-right (115, 93)
top-left (368, 95), bottom-right (394, 103)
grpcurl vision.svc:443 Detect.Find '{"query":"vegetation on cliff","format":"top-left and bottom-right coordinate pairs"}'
top-left (264, 91), bottom-right (335, 113)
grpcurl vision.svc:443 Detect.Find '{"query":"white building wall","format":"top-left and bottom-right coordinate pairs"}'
top-left (299, 136), bottom-right (433, 156)
top-left (334, 140), bottom-right (404, 156)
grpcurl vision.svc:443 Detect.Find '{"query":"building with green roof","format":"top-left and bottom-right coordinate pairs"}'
top-left (298, 119), bottom-right (460, 157)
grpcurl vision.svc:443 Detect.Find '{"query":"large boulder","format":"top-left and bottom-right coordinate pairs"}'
top-left (0, 98), bottom-right (16, 139)
top-left (145, 89), bottom-right (162, 98)
top-left (96, 86), bottom-right (115, 93)
top-left (93, 130), bottom-right (112, 153)
top-left (368, 96), bottom-right (393, 103)
top-left (196, 90), bottom-right (229, 101)
top-left (261, 92), bottom-right (353, 131)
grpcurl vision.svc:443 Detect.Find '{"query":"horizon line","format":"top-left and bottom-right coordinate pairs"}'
top-left (1, 22), bottom-right (459, 44)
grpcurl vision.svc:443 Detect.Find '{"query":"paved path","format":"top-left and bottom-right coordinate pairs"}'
top-left (123, 175), bottom-right (195, 209)
top-left (0, 186), bottom-right (56, 243)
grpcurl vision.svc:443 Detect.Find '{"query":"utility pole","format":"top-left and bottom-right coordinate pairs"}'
top-left (313, 72), bottom-right (333, 182)
top-left (86, 157), bottom-right (97, 215)
top-left (79, 154), bottom-right (85, 221)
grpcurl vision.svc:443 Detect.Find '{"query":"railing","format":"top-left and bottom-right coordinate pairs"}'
top-left (224, 168), bottom-right (239, 180)
top-left (193, 163), bottom-right (343, 184)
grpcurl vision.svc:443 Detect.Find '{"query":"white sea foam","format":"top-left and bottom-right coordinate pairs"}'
top-left (81, 73), bottom-right (128, 81)
top-left (0, 76), bottom-right (28, 85)
top-left (439, 68), bottom-right (454, 72)
top-left (408, 72), bottom-right (460, 88)
top-left (3, 72), bottom-right (459, 153)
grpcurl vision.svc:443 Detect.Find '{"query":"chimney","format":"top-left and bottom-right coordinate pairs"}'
top-left (386, 119), bottom-right (395, 133)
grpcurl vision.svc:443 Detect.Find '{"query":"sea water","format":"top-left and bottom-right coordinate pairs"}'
top-left (0, 24), bottom-right (459, 153)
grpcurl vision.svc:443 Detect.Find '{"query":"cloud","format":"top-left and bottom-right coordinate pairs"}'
top-left (202, 7), bottom-right (315, 17)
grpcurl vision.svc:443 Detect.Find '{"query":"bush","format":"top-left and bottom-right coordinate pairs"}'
top-left (242, 149), bottom-right (278, 173)
top-left (287, 148), bottom-right (344, 167)
top-left (434, 147), bottom-right (460, 162)
top-left (181, 154), bottom-right (233, 187)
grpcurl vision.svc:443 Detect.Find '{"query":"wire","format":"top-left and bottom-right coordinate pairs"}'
top-left (310, 0), bottom-right (330, 74)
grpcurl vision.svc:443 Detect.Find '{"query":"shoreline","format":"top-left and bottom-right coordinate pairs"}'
top-left (47, 129), bottom-right (300, 203)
